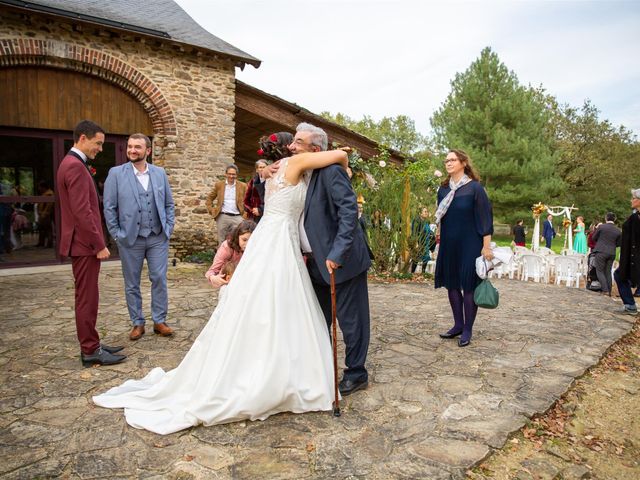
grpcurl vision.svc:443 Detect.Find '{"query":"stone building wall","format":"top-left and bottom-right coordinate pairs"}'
top-left (0, 10), bottom-right (236, 258)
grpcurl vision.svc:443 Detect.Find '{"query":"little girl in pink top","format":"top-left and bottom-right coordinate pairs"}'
top-left (205, 220), bottom-right (256, 288)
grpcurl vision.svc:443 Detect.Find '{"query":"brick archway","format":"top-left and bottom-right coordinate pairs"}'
top-left (0, 38), bottom-right (177, 135)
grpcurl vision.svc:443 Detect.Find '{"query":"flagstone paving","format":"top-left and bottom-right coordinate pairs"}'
top-left (0, 263), bottom-right (635, 479)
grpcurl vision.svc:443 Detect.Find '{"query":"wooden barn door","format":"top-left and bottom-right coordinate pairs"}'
top-left (0, 67), bottom-right (151, 267)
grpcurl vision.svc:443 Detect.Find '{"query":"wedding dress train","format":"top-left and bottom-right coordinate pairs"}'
top-left (93, 161), bottom-right (334, 434)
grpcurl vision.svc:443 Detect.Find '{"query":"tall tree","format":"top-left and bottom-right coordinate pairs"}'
top-left (550, 99), bottom-right (640, 222)
top-left (431, 47), bottom-right (564, 222)
top-left (321, 112), bottom-right (428, 154)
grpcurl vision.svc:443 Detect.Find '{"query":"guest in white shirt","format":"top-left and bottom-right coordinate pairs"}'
top-left (206, 164), bottom-right (247, 242)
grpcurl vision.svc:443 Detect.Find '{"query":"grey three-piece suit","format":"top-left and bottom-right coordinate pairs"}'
top-left (103, 162), bottom-right (175, 326)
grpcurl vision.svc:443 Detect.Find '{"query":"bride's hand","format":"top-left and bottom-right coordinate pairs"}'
top-left (262, 161), bottom-right (281, 180)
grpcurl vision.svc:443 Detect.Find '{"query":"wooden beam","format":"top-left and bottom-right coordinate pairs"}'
top-left (236, 81), bottom-right (404, 163)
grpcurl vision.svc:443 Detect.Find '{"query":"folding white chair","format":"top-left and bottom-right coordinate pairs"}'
top-left (520, 254), bottom-right (547, 283)
top-left (611, 260), bottom-right (619, 281)
top-left (554, 256), bottom-right (582, 288)
top-left (537, 246), bottom-right (555, 256)
top-left (488, 262), bottom-right (504, 279)
top-left (565, 254), bottom-right (588, 276)
top-left (425, 260), bottom-right (436, 274)
top-left (491, 256), bottom-right (519, 279)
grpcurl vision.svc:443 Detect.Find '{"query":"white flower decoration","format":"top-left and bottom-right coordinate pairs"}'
top-left (378, 160), bottom-right (387, 168)
top-left (434, 169), bottom-right (443, 178)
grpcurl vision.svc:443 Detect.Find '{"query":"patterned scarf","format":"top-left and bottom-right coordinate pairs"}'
top-left (435, 174), bottom-right (471, 225)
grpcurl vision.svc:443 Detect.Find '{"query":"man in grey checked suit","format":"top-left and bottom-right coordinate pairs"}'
top-left (592, 212), bottom-right (621, 296)
top-left (103, 133), bottom-right (175, 341)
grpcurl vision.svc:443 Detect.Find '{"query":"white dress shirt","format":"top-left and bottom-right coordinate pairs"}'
top-left (70, 147), bottom-right (88, 163)
top-left (222, 182), bottom-right (240, 214)
top-left (299, 214), bottom-right (312, 253)
top-left (133, 162), bottom-right (150, 191)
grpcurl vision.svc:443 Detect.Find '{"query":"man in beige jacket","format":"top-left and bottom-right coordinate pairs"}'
top-left (206, 164), bottom-right (247, 241)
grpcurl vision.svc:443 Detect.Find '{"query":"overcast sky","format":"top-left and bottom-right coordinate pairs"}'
top-left (175, 0), bottom-right (640, 139)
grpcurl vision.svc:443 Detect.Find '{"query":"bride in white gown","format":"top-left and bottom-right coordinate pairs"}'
top-left (93, 133), bottom-right (348, 435)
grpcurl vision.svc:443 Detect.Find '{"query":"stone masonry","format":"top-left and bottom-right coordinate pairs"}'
top-left (0, 264), bottom-right (635, 479)
top-left (0, 10), bottom-right (237, 257)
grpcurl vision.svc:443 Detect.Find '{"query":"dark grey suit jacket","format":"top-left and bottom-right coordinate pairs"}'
top-left (592, 222), bottom-right (621, 256)
top-left (303, 165), bottom-right (371, 285)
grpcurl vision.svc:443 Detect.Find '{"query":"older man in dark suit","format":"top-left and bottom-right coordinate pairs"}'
top-left (57, 120), bottom-right (125, 367)
top-left (289, 122), bottom-right (372, 396)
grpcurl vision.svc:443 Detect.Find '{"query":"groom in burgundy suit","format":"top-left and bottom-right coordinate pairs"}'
top-left (57, 120), bottom-right (126, 367)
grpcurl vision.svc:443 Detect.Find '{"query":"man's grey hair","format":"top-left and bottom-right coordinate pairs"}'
top-left (632, 188), bottom-right (640, 199)
top-left (296, 122), bottom-right (328, 151)
top-left (255, 159), bottom-right (267, 168)
top-left (225, 164), bottom-right (239, 174)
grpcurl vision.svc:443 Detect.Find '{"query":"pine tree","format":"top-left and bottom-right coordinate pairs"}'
top-left (431, 47), bottom-right (564, 222)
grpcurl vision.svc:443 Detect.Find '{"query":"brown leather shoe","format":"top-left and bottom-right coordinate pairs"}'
top-left (129, 325), bottom-right (145, 341)
top-left (153, 322), bottom-right (174, 336)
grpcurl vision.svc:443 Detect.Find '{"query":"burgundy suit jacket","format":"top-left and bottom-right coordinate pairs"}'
top-left (56, 151), bottom-right (106, 257)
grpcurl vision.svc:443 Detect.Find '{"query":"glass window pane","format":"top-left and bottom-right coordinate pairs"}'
top-left (0, 135), bottom-right (56, 265)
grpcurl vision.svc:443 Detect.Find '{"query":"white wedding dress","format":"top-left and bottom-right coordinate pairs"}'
top-left (93, 160), bottom-right (335, 434)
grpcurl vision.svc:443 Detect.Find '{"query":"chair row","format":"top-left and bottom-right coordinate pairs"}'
top-left (489, 252), bottom-right (589, 288)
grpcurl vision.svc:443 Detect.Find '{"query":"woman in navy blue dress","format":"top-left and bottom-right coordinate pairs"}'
top-left (434, 150), bottom-right (493, 347)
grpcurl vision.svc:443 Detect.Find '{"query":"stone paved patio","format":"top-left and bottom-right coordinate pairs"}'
top-left (0, 263), bottom-right (635, 479)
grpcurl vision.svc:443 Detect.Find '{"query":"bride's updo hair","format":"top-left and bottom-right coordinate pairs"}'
top-left (258, 132), bottom-right (294, 161)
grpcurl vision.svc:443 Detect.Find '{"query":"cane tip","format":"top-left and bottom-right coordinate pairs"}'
top-left (333, 408), bottom-right (341, 417)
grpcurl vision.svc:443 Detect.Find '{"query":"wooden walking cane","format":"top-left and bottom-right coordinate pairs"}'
top-left (330, 270), bottom-right (341, 417)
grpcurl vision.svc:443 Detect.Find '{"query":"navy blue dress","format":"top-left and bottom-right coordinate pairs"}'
top-left (434, 181), bottom-right (493, 292)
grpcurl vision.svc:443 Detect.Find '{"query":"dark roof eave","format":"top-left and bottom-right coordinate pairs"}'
top-left (0, 0), bottom-right (262, 69)
top-left (236, 80), bottom-right (404, 161)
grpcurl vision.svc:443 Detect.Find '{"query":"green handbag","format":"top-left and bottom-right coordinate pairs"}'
top-left (474, 278), bottom-right (499, 309)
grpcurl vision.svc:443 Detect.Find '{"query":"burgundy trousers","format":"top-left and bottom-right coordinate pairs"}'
top-left (71, 255), bottom-right (101, 354)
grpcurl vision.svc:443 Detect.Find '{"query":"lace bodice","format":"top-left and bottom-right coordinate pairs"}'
top-left (263, 158), bottom-right (309, 221)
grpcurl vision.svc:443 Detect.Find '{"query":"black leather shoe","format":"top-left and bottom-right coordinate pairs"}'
top-left (439, 330), bottom-right (462, 339)
top-left (339, 378), bottom-right (369, 396)
top-left (101, 343), bottom-right (124, 354)
top-left (81, 347), bottom-right (126, 368)
top-left (458, 338), bottom-right (471, 347)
